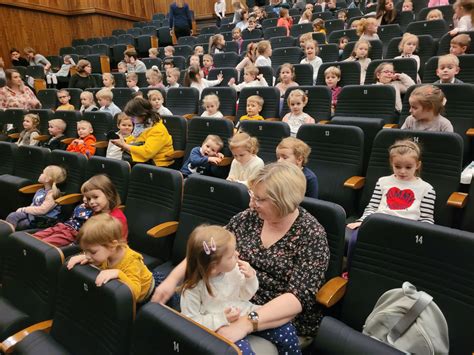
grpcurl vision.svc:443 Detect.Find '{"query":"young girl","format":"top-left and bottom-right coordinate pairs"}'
top-left (79, 91), bottom-right (99, 113)
top-left (299, 8), bottom-right (313, 24)
top-left (228, 64), bottom-right (269, 92)
top-left (180, 225), bottom-right (301, 355)
top-left (202, 54), bottom-right (215, 79)
top-left (236, 8), bottom-right (250, 31)
top-left (107, 113), bottom-right (135, 160)
top-left (338, 9), bottom-right (349, 29)
top-left (189, 54), bottom-right (201, 68)
top-left (426, 9), bottom-right (444, 21)
top-left (450, 0), bottom-right (473, 36)
top-left (227, 132), bottom-right (264, 185)
top-left (6, 165), bottom-right (66, 230)
top-left (374, 62), bottom-right (415, 112)
top-left (148, 90), bottom-right (173, 116)
top-left (194, 46), bottom-right (205, 56)
top-left (67, 214), bottom-right (154, 303)
top-left (17, 113), bottom-right (40, 146)
top-left (282, 89), bottom-right (316, 136)
top-left (312, 19), bottom-right (327, 36)
top-left (344, 39), bottom-right (371, 84)
top-left (236, 42), bottom-right (257, 75)
top-left (46, 55), bottom-right (75, 87)
top-left (277, 8), bottom-right (293, 36)
top-left (201, 94), bottom-right (224, 118)
top-left (209, 34), bottom-right (226, 55)
top-left (276, 63), bottom-right (299, 97)
top-left (184, 65), bottom-right (223, 97)
top-left (103, 73), bottom-right (115, 89)
top-left (395, 33), bottom-right (420, 82)
top-left (146, 68), bottom-right (164, 89)
top-left (255, 40), bottom-right (272, 68)
top-left (338, 36), bottom-right (349, 57)
top-left (401, 85), bottom-right (453, 132)
top-left (300, 40), bottom-right (322, 85)
top-left (215, 0), bottom-right (226, 27)
top-left (324, 66), bottom-right (342, 115)
top-left (357, 17), bottom-right (379, 41)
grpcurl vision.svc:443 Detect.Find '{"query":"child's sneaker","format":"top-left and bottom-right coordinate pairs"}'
top-left (52, 75), bottom-right (58, 85)
top-left (461, 161), bottom-right (474, 184)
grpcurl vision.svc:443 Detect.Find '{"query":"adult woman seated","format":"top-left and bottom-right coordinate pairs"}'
top-left (68, 59), bottom-right (97, 90)
top-left (112, 97), bottom-right (174, 167)
top-left (375, 0), bottom-right (399, 25)
top-left (152, 162), bottom-right (330, 345)
top-left (0, 69), bottom-right (41, 109)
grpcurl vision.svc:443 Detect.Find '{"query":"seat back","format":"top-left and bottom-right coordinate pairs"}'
top-left (239, 120), bottom-right (290, 163)
top-left (318, 44), bottom-right (340, 63)
top-left (26, 65), bottom-right (46, 79)
top-left (142, 57), bottom-right (162, 69)
top-left (236, 87), bottom-right (281, 120)
top-left (270, 47), bottom-right (303, 71)
top-left (82, 111), bottom-right (115, 143)
top-left (185, 117), bottom-right (234, 159)
top-left (53, 110), bottom-right (82, 138)
top-left (50, 150), bottom-right (87, 195)
top-left (3, 108), bottom-right (27, 133)
top-left (212, 52), bottom-right (240, 68)
top-left (377, 24), bottom-right (402, 46)
top-left (406, 19), bottom-right (448, 39)
top-left (65, 88), bottom-right (82, 109)
top-left (264, 26), bottom-right (287, 39)
top-left (275, 63), bottom-right (313, 86)
top-left (14, 145), bottom-right (50, 181)
top-left (242, 29), bottom-right (263, 40)
top-left (177, 35), bottom-right (197, 47)
top-left (341, 214), bottom-right (474, 355)
top-left (325, 19), bottom-right (345, 34)
top-left (111, 72), bottom-right (127, 87)
top-left (162, 115), bottom-right (188, 153)
top-left (269, 35), bottom-right (297, 50)
top-left (201, 87), bottom-right (237, 117)
top-left (171, 175), bottom-right (250, 265)
top-left (365, 58), bottom-right (418, 84)
top-left (111, 88), bottom-right (134, 110)
top-left (0, 142), bottom-right (16, 175)
top-left (281, 85), bottom-right (331, 120)
top-left (86, 156), bottom-right (130, 203)
top-left (166, 87), bottom-right (200, 116)
top-left (316, 61), bottom-right (361, 86)
top-left (328, 29), bottom-right (359, 43)
top-left (290, 23), bottom-right (313, 38)
top-left (37, 89), bottom-right (58, 110)
top-left (207, 68), bottom-right (238, 87)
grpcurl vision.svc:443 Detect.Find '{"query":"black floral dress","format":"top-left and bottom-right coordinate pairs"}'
top-left (226, 207), bottom-right (330, 336)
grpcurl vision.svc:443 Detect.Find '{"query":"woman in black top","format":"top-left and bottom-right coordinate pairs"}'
top-left (375, 0), bottom-right (400, 25)
top-left (68, 59), bottom-right (97, 90)
top-left (169, 0), bottom-right (193, 39)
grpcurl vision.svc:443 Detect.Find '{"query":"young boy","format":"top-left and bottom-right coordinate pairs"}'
top-left (66, 120), bottom-right (96, 158)
top-left (276, 137), bottom-right (318, 198)
top-left (40, 118), bottom-right (67, 150)
top-left (148, 47), bottom-right (159, 59)
top-left (228, 65), bottom-right (268, 92)
top-left (56, 89), bottom-right (75, 111)
top-left (239, 95), bottom-right (265, 122)
top-left (232, 28), bottom-right (244, 54)
top-left (126, 72), bottom-right (139, 92)
top-left (180, 134), bottom-right (224, 177)
top-left (106, 113), bottom-right (134, 160)
top-left (324, 66), bottom-right (342, 115)
top-left (450, 34), bottom-right (471, 56)
top-left (434, 54), bottom-right (463, 84)
top-left (123, 48), bottom-right (146, 73)
top-left (97, 88), bottom-right (122, 117)
top-left (166, 68), bottom-right (181, 91)
top-left (202, 54), bottom-right (215, 79)
top-left (79, 91), bottom-right (98, 113)
top-left (117, 61), bottom-right (128, 73)
top-left (164, 46), bottom-right (175, 58)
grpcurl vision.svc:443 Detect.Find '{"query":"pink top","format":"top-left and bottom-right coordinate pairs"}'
top-left (427, 0), bottom-right (449, 7)
top-left (0, 85), bottom-right (41, 110)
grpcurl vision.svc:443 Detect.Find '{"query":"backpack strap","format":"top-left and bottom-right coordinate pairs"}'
top-left (388, 291), bottom-right (433, 343)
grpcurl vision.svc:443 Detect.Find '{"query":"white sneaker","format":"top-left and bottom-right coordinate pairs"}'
top-left (52, 75), bottom-right (58, 85)
top-left (461, 161), bottom-right (474, 184)
top-left (46, 74), bottom-right (52, 84)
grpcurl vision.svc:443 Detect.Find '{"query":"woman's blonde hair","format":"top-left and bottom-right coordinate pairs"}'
top-left (409, 84), bottom-right (445, 116)
top-left (248, 162), bottom-right (306, 217)
top-left (78, 213), bottom-right (124, 247)
top-left (389, 139), bottom-right (422, 176)
top-left (398, 32), bottom-right (419, 53)
top-left (181, 225), bottom-right (236, 296)
top-left (229, 132), bottom-right (259, 154)
top-left (81, 174), bottom-right (121, 211)
top-left (43, 165), bottom-right (67, 199)
top-left (277, 137), bottom-right (311, 166)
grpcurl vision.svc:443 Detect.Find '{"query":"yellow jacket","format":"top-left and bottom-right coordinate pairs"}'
top-left (130, 121), bottom-right (174, 166)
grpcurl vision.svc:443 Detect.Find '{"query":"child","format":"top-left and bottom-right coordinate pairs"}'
top-left (227, 132), bottom-right (264, 185)
top-left (276, 137), bottom-right (318, 198)
top-left (189, 54), bottom-right (201, 68)
top-left (17, 113), bottom-right (40, 146)
top-left (126, 72), bottom-right (140, 92)
top-left (6, 165), bottom-right (66, 230)
top-left (325, 66), bottom-right (342, 115)
top-left (450, 33), bottom-right (471, 55)
top-left (402, 0), bottom-right (413, 12)
top-left (301, 40), bottom-right (323, 85)
top-left (232, 27), bottom-right (244, 54)
top-left (215, 0), bottom-right (226, 27)
top-left (180, 225), bottom-right (302, 355)
top-left (148, 90), bottom-right (173, 116)
top-left (312, 19), bottom-right (327, 36)
top-left (106, 113), bottom-right (135, 160)
top-left (235, 8), bottom-right (249, 30)
top-left (232, 0), bottom-right (247, 24)
top-left (228, 65), bottom-right (269, 92)
top-left (299, 33), bottom-right (313, 50)
top-left (401, 84), bottom-right (453, 132)
top-left (166, 68), bottom-right (181, 91)
top-left (350, 19), bottom-right (361, 30)
top-left (66, 120), bottom-right (96, 158)
top-left (202, 54), bottom-right (215, 79)
top-left (56, 89), bottom-right (75, 111)
top-left (148, 47), bottom-right (159, 59)
top-left (299, 9), bottom-right (313, 24)
top-left (236, 43), bottom-right (257, 74)
top-left (209, 34), bottom-right (226, 55)
top-left (338, 36), bottom-right (350, 57)
top-left (163, 58), bottom-right (175, 72)
top-left (46, 55), bottom-right (75, 87)
top-left (344, 39), bottom-right (371, 84)
top-left (426, 9), bottom-right (444, 21)
top-left (356, 17), bottom-right (379, 41)
top-left (242, 16), bottom-right (259, 38)
top-left (40, 118), bottom-right (67, 150)
top-left (79, 91), bottom-right (98, 113)
top-left (164, 46), bottom-right (175, 58)
top-left (124, 48), bottom-right (146, 73)
top-left (338, 9), bottom-right (349, 27)
top-left (180, 134), bottom-right (224, 177)
top-left (239, 95), bottom-right (265, 125)
top-left (282, 89), bottom-right (316, 137)
top-left (97, 88), bottom-right (122, 117)
top-left (277, 8), bottom-right (293, 36)
top-left (146, 67), bottom-right (164, 89)
top-left (434, 54), bottom-right (463, 84)
top-left (67, 214), bottom-right (152, 303)
top-left (194, 46), bottom-right (205, 56)
top-left (395, 33), bottom-right (420, 80)
top-left (201, 94), bottom-right (224, 118)
top-left (117, 61), bottom-right (128, 74)
top-left (255, 40), bottom-right (272, 67)
top-left (374, 62), bottom-right (415, 112)
top-left (184, 65), bottom-right (223, 97)
top-left (450, 0), bottom-right (473, 36)
top-left (276, 63), bottom-right (298, 98)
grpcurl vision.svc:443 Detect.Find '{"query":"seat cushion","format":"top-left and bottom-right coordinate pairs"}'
top-left (142, 253), bottom-right (162, 270)
top-left (13, 330), bottom-right (71, 355)
top-left (0, 298), bottom-right (31, 341)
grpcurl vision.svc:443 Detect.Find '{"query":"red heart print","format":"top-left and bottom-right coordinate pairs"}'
top-left (386, 187), bottom-right (415, 210)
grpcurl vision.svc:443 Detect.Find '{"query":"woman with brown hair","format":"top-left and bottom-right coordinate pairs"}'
top-left (68, 59), bottom-right (97, 90)
top-left (375, 0), bottom-right (400, 25)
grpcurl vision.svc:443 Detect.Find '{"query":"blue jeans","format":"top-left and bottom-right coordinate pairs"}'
top-left (6, 211), bottom-right (32, 230)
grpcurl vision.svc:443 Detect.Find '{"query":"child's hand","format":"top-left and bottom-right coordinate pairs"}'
top-left (208, 156), bottom-right (222, 164)
top-left (347, 221), bottom-right (362, 230)
top-left (392, 73), bottom-right (400, 80)
top-left (217, 152), bottom-right (224, 159)
top-left (95, 269), bottom-right (120, 286)
top-left (449, 28), bottom-right (459, 36)
top-left (224, 306), bottom-right (241, 323)
top-left (16, 207), bottom-right (24, 213)
top-left (237, 259), bottom-right (256, 278)
top-left (73, 139), bottom-right (84, 145)
top-left (217, 73), bottom-right (224, 81)
top-left (228, 77), bottom-right (235, 85)
top-left (67, 254), bottom-right (89, 269)
top-left (257, 74), bottom-right (264, 81)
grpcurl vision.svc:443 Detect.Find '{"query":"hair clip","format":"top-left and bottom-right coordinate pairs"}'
top-left (203, 238), bottom-right (217, 255)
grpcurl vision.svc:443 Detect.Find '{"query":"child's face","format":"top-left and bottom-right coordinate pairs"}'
top-left (103, 75), bottom-right (113, 87)
top-left (402, 2), bottom-right (413, 11)
top-left (436, 61), bottom-right (460, 82)
top-left (280, 67), bottom-right (293, 83)
top-left (351, 21), bottom-right (359, 30)
top-left (164, 63), bottom-right (173, 71)
top-left (83, 243), bottom-right (116, 267)
top-left (38, 167), bottom-right (52, 184)
top-left (338, 12), bottom-right (347, 21)
top-left (149, 50), bottom-right (157, 58)
top-left (58, 92), bottom-right (71, 105)
top-left (194, 46), bottom-right (204, 55)
top-left (325, 73), bottom-right (340, 88)
top-left (146, 73), bottom-right (158, 85)
top-left (149, 94), bottom-right (164, 110)
top-left (355, 43), bottom-right (369, 58)
top-left (189, 56), bottom-right (200, 67)
top-left (97, 97), bottom-right (111, 107)
top-left (450, 43), bottom-right (466, 56)
top-left (126, 77), bottom-right (138, 88)
top-left (265, 46), bottom-right (272, 57)
top-left (167, 73), bottom-right (178, 85)
top-left (339, 38), bottom-right (349, 49)
top-left (11, 51), bottom-right (20, 60)
top-left (409, 97), bottom-right (433, 122)
top-left (77, 123), bottom-right (93, 138)
top-left (48, 122), bottom-right (63, 137)
top-left (83, 188), bottom-right (109, 213)
top-left (64, 57), bottom-right (71, 64)
top-left (23, 117), bottom-right (34, 130)
top-left (118, 64), bottom-right (127, 73)
top-left (403, 39), bottom-right (417, 55)
top-left (203, 57), bottom-right (213, 68)
top-left (201, 139), bottom-right (221, 157)
top-left (367, 21), bottom-right (378, 34)
top-left (246, 100), bottom-right (262, 116)
top-left (231, 146), bottom-right (253, 165)
top-left (165, 49), bottom-right (173, 57)
top-left (232, 30), bottom-right (242, 40)
top-left (427, 13), bottom-right (442, 21)
top-left (124, 54), bottom-right (131, 63)
top-left (80, 94), bottom-right (94, 107)
top-left (377, 65), bottom-right (394, 84)
top-left (118, 119), bottom-right (133, 136)
top-left (243, 71), bottom-right (257, 83)
top-left (391, 154), bottom-right (420, 182)
top-left (276, 147), bottom-right (304, 167)
top-left (299, 38), bottom-right (307, 49)
top-left (247, 19), bottom-right (256, 30)
top-left (204, 100), bottom-right (219, 115)
top-left (289, 97), bottom-right (305, 115)
top-left (212, 239), bottom-right (238, 275)
top-left (305, 43), bottom-right (316, 58)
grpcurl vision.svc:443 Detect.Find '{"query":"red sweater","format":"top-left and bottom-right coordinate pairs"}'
top-left (67, 134), bottom-right (96, 158)
top-left (110, 208), bottom-right (128, 242)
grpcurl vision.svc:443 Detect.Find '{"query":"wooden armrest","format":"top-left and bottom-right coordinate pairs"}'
top-left (34, 79), bottom-right (47, 92)
top-left (223, 115), bottom-right (236, 123)
top-left (0, 319), bottom-right (53, 353)
top-left (383, 124), bottom-right (399, 129)
top-left (264, 117), bottom-right (280, 121)
top-left (216, 156), bottom-right (233, 166)
top-left (466, 128), bottom-right (474, 136)
top-left (61, 137), bottom-right (75, 144)
top-left (35, 134), bottom-right (50, 142)
top-left (55, 193), bottom-right (82, 205)
top-left (99, 55), bottom-right (110, 73)
top-left (166, 150), bottom-right (185, 159)
top-left (19, 183), bottom-right (44, 194)
top-left (93, 141), bottom-right (109, 149)
top-left (315, 276), bottom-right (348, 308)
top-left (344, 176), bottom-right (365, 189)
top-left (317, 120), bottom-right (330, 125)
top-left (183, 114), bottom-right (195, 120)
top-left (146, 221), bottom-right (179, 238)
top-left (8, 133), bottom-right (20, 139)
top-left (447, 192), bottom-right (468, 208)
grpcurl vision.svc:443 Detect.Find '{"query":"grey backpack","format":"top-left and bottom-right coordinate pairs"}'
top-left (362, 282), bottom-right (449, 355)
